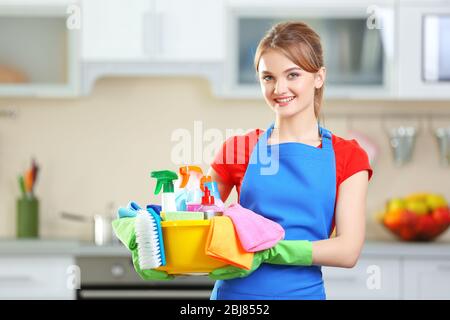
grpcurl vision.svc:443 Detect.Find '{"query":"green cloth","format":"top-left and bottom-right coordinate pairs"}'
top-left (112, 218), bottom-right (137, 251)
top-left (112, 217), bottom-right (173, 281)
top-left (209, 240), bottom-right (313, 280)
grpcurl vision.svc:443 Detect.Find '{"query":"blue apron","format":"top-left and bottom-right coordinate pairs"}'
top-left (211, 123), bottom-right (336, 300)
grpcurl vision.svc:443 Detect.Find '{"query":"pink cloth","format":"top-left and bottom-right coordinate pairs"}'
top-left (223, 203), bottom-right (285, 252)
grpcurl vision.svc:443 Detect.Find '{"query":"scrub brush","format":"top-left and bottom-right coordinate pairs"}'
top-left (135, 208), bottom-right (166, 270)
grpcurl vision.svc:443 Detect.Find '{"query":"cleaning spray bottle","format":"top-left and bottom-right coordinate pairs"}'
top-left (179, 165), bottom-right (204, 212)
top-left (201, 175), bottom-right (225, 210)
top-left (197, 186), bottom-right (223, 219)
top-left (174, 178), bottom-right (187, 211)
top-left (151, 170), bottom-right (178, 213)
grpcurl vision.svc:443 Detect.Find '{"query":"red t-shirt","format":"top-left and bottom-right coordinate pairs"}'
top-left (211, 129), bottom-right (373, 235)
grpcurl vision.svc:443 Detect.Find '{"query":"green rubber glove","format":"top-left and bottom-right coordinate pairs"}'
top-left (131, 249), bottom-right (174, 281)
top-left (209, 240), bottom-right (313, 280)
top-left (112, 218), bottom-right (137, 251)
top-left (112, 217), bottom-right (173, 281)
top-left (209, 250), bottom-right (269, 280)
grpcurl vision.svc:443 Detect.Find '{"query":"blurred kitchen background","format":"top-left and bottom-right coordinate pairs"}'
top-left (1, 0), bottom-right (450, 300)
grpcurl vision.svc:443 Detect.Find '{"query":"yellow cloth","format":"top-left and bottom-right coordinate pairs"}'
top-left (205, 216), bottom-right (254, 270)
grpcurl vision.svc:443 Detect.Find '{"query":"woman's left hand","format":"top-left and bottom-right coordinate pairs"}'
top-left (208, 240), bottom-right (313, 280)
top-left (209, 251), bottom-right (269, 280)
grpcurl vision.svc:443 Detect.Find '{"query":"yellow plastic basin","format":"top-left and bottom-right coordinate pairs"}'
top-left (156, 219), bottom-right (227, 275)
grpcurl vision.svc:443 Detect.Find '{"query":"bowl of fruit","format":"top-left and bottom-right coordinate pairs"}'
top-left (379, 193), bottom-right (450, 241)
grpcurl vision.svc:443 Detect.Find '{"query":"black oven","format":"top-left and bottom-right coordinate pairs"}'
top-left (75, 256), bottom-right (215, 300)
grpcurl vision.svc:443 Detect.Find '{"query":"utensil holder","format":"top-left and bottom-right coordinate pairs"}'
top-left (16, 197), bottom-right (39, 238)
top-left (434, 127), bottom-right (450, 166)
top-left (388, 126), bottom-right (417, 166)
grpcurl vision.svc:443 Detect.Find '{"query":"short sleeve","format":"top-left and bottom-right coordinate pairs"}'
top-left (210, 137), bottom-right (235, 185)
top-left (210, 129), bottom-right (263, 189)
top-left (341, 140), bottom-right (373, 183)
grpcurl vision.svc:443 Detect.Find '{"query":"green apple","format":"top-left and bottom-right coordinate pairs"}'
top-left (425, 194), bottom-right (448, 211)
top-left (405, 200), bottom-right (429, 216)
top-left (386, 198), bottom-right (406, 212)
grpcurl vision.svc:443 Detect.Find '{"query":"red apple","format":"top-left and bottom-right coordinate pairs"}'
top-left (432, 207), bottom-right (450, 225)
top-left (416, 215), bottom-right (436, 236)
top-left (400, 210), bottom-right (419, 230)
top-left (399, 228), bottom-right (416, 241)
top-left (396, 211), bottom-right (419, 240)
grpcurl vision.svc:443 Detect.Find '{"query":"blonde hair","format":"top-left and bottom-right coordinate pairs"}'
top-left (254, 22), bottom-right (325, 118)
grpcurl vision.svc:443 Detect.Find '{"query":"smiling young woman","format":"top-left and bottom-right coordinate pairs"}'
top-left (207, 21), bottom-right (373, 300)
top-left (255, 22), bottom-right (326, 146)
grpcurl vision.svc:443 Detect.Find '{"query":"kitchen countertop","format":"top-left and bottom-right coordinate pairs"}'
top-left (0, 239), bottom-right (128, 256)
top-left (362, 240), bottom-right (450, 257)
top-left (0, 239), bottom-right (449, 257)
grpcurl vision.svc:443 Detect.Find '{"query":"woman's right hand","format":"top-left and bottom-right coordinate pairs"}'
top-left (131, 249), bottom-right (174, 281)
top-left (112, 216), bottom-right (173, 280)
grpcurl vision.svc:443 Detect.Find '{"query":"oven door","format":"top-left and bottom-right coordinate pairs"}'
top-left (77, 284), bottom-right (213, 300)
top-left (75, 256), bottom-right (215, 300)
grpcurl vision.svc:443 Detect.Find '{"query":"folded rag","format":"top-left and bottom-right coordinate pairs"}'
top-left (224, 203), bottom-right (285, 252)
top-left (205, 216), bottom-right (254, 270)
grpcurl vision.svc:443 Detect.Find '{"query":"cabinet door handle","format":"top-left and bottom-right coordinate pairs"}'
top-left (0, 276), bottom-right (34, 283)
top-left (324, 276), bottom-right (358, 283)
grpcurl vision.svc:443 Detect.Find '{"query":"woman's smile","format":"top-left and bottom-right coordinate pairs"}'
top-left (274, 95), bottom-right (296, 106)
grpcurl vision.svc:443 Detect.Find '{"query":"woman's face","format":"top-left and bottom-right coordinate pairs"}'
top-left (257, 49), bottom-right (324, 118)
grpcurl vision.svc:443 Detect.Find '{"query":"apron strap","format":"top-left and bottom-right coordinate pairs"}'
top-left (265, 123), bottom-right (332, 150)
top-left (319, 126), bottom-right (332, 150)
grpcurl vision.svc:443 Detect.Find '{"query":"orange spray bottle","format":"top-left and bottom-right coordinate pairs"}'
top-left (179, 165), bottom-right (204, 212)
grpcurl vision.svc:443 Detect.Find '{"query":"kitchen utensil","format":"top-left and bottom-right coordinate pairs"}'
top-left (18, 175), bottom-right (26, 199)
top-left (434, 127), bottom-right (450, 166)
top-left (18, 158), bottom-right (40, 199)
top-left (24, 169), bottom-right (33, 196)
top-left (31, 158), bottom-right (39, 194)
top-left (387, 126), bottom-right (418, 166)
top-left (60, 211), bottom-right (117, 246)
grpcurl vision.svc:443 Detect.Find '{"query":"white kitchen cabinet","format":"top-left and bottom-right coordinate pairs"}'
top-left (159, 0), bottom-right (224, 61)
top-left (81, 0), bottom-right (149, 61)
top-left (80, 0), bottom-right (224, 95)
top-left (403, 259), bottom-right (450, 299)
top-left (81, 0), bottom-right (224, 62)
top-left (322, 258), bottom-right (402, 299)
top-left (0, 256), bottom-right (76, 300)
top-left (0, 1), bottom-right (80, 97)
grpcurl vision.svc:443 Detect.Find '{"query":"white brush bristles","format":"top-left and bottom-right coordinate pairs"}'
top-left (135, 210), bottom-right (162, 270)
